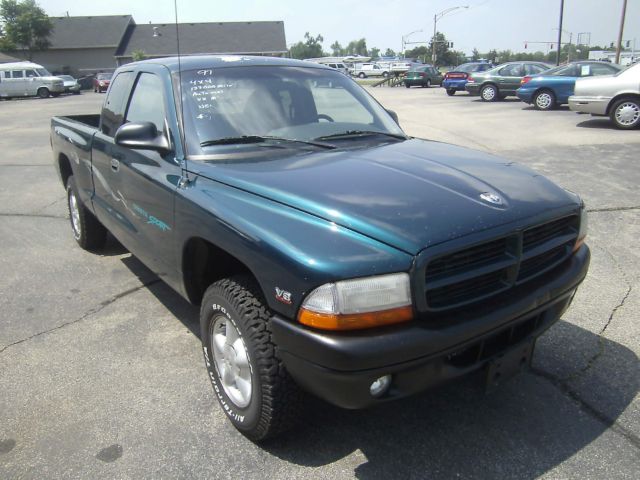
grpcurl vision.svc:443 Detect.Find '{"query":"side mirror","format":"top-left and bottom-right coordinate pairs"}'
top-left (114, 121), bottom-right (170, 154)
top-left (386, 109), bottom-right (399, 124)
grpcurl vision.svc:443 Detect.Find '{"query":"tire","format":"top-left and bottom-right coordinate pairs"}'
top-left (66, 176), bottom-right (107, 250)
top-left (37, 87), bottom-right (50, 99)
top-left (446, 89), bottom-right (456, 96)
top-left (609, 97), bottom-right (640, 130)
top-left (425, 79), bottom-right (432, 88)
top-left (382, 71), bottom-right (389, 78)
top-left (533, 89), bottom-right (556, 111)
top-left (480, 84), bottom-right (499, 102)
top-left (405, 82), bottom-right (410, 88)
top-left (200, 276), bottom-right (305, 441)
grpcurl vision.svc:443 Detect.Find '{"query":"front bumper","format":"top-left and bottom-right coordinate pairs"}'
top-left (50, 84), bottom-right (65, 93)
top-left (65, 85), bottom-right (81, 93)
top-left (442, 79), bottom-right (467, 90)
top-left (568, 95), bottom-right (610, 115)
top-left (271, 245), bottom-right (590, 409)
top-left (465, 83), bottom-right (481, 95)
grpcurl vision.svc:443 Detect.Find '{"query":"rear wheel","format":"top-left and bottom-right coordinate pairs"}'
top-left (200, 276), bottom-right (305, 441)
top-left (534, 89), bottom-right (556, 111)
top-left (66, 176), bottom-right (107, 250)
top-left (446, 89), bottom-right (456, 96)
top-left (37, 87), bottom-right (50, 99)
top-left (609, 98), bottom-right (640, 129)
top-left (405, 82), bottom-right (410, 88)
top-left (425, 79), bottom-right (432, 88)
top-left (480, 84), bottom-right (498, 102)
top-left (358, 72), bottom-right (366, 79)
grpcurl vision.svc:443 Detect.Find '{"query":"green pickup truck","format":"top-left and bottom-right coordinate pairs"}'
top-left (51, 55), bottom-right (590, 441)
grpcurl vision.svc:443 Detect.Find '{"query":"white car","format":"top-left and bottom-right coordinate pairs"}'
top-left (351, 63), bottom-right (389, 78)
top-left (569, 62), bottom-right (640, 129)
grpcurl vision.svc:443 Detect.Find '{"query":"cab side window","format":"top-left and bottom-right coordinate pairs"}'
top-left (524, 64), bottom-right (547, 75)
top-left (25, 70), bottom-right (38, 78)
top-left (126, 73), bottom-right (166, 134)
top-left (11, 70), bottom-right (24, 78)
top-left (499, 64), bottom-right (522, 76)
top-left (101, 71), bottom-right (134, 137)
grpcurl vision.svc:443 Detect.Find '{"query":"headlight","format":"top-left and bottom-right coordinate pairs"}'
top-left (298, 273), bottom-right (413, 331)
top-left (99, 81), bottom-right (105, 86)
top-left (574, 204), bottom-right (588, 252)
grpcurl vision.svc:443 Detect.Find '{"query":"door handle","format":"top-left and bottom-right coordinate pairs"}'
top-left (110, 158), bottom-right (120, 172)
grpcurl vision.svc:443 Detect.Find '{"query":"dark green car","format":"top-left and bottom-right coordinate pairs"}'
top-left (404, 65), bottom-right (443, 88)
top-left (465, 61), bottom-right (550, 101)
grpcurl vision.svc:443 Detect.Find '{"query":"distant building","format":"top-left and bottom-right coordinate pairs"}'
top-left (20, 15), bottom-right (287, 75)
top-left (588, 50), bottom-right (638, 66)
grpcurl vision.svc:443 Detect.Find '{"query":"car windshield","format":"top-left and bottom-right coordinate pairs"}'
top-left (456, 64), bottom-right (481, 73)
top-left (36, 68), bottom-right (51, 76)
top-left (180, 65), bottom-right (406, 157)
top-left (97, 73), bottom-right (112, 80)
top-left (546, 64), bottom-right (577, 76)
top-left (60, 75), bottom-right (75, 81)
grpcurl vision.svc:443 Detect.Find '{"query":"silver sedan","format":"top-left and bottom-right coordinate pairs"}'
top-left (569, 62), bottom-right (640, 129)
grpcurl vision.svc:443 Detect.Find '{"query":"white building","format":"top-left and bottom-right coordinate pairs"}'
top-left (588, 50), bottom-right (638, 66)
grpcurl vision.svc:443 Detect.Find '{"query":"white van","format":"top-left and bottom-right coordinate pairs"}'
top-left (0, 62), bottom-right (65, 99)
top-left (351, 63), bottom-right (389, 78)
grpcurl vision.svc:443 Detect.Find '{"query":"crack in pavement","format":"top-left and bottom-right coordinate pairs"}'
top-left (0, 213), bottom-right (66, 220)
top-left (530, 366), bottom-right (640, 451)
top-left (0, 279), bottom-right (161, 355)
top-left (34, 195), bottom-right (67, 214)
top-left (587, 206), bottom-right (640, 213)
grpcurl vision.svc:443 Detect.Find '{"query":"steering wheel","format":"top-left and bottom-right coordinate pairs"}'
top-left (317, 114), bottom-right (334, 122)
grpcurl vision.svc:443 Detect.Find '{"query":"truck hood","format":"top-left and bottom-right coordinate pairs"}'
top-left (189, 139), bottom-right (578, 254)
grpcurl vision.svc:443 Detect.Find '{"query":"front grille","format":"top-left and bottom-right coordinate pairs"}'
top-left (424, 215), bottom-right (578, 311)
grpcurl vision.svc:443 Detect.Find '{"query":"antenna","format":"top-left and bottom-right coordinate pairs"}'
top-left (174, 0), bottom-right (187, 170)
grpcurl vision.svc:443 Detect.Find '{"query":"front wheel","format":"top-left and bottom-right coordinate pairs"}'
top-left (37, 87), bottom-right (50, 99)
top-left (480, 84), bottom-right (498, 102)
top-left (200, 276), bottom-right (305, 441)
top-left (405, 82), bottom-right (410, 88)
top-left (534, 90), bottom-right (556, 110)
top-left (610, 98), bottom-right (640, 129)
top-left (446, 89), bottom-right (456, 96)
top-left (425, 79), bottom-right (432, 88)
top-left (66, 176), bottom-right (107, 250)
top-left (358, 72), bottom-right (366, 79)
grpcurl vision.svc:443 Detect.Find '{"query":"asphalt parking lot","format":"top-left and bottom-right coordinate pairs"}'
top-left (1, 87), bottom-right (639, 479)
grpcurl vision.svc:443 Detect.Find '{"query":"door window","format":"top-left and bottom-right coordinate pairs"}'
top-left (498, 64), bottom-right (522, 76)
top-left (126, 73), bottom-right (167, 134)
top-left (11, 70), bottom-right (24, 78)
top-left (25, 70), bottom-right (38, 78)
top-left (524, 64), bottom-right (547, 75)
top-left (101, 71), bottom-right (135, 136)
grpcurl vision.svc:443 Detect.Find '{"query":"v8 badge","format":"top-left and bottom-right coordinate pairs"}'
top-left (275, 287), bottom-right (292, 305)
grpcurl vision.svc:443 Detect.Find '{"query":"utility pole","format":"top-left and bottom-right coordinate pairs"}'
top-left (556, 0), bottom-right (564, 65)
top-left (615, 0), bottom-right (628, 64)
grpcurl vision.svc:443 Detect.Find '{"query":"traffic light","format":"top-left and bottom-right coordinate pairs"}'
top-left (626, 40), bottom-right (631, 48)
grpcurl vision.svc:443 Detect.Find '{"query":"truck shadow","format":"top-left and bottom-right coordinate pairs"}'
top-left (120, 254), bottom-right (638, 479)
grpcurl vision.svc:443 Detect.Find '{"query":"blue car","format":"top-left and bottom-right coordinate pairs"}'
top-left (516, 61), bottom-right (621, 110)
top-left (442, 62), bottom-right (494, 96)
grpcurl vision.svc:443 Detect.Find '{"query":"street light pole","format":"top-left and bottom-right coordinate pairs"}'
top-left (402, 29), bottom-right (423, 58)
top-left (615, 0), bottom-right (628, 64)
top-left (556, 0), bottom-right (564, 65)
top-left (431, 5), bottom-right (469, 65)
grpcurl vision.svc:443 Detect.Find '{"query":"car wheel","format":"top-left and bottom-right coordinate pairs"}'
top-left (480, 84), bottom-right (498, 102)
top-left (446, 89), bottom-right (456, 96)
top-left (405, 82), bottom-right (410, 88)
top-left (610, 97), bottom-right (640, 129)
top-left (358, 72), bottom-right (366, 79)
top-left (37, 87), bottom-right (50, 99)
top-left (66, 176), bottom-right (107, 250)
top-left (534, 90), bottom-right (556, 111)
top-left (426, 79), bottom-right (432, 88)
top-left (382, 72), bottom-right (389, 78)
top-left (200, 276), bottom-right (305, 441)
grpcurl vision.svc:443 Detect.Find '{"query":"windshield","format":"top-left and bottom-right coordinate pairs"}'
top-left (180, 65), bottom-right (405, 156)
top-left (60, 75), bottom-right (74, 81)
top-left (456, 63), bottom-right (482, 73)
top-left (97, 73), bottom-right (112, 80)
top-left (36, 68), bottom-right (51, 76)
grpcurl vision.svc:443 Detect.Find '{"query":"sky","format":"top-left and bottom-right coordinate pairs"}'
top-left (39, 0), bottom-right (640, 55)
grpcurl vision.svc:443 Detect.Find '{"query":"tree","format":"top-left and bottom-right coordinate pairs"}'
top-left (471, 48), bottom-right (480, 61)
top-left (330, 41), bottom-right (343, 56)
top-left (289, 32), bottom-right (324, 59)
top-left (369, 47), bottom-right (380, 59)
top-left (383, 47), bottom-right (395, 57)
top-left (345, 38), bottom-right (367, 56)
top-left (131, 49), bottom-right (146, 62)
top-left (0, 0), bottom-right (52, 60)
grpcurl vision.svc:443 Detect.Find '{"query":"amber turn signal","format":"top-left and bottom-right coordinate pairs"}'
top-left (298, 305), bottom-right (413, 331)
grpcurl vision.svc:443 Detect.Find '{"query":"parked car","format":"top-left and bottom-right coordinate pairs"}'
top-left (466, 62), bottom-right (551, 101)
top-left (517, 61), bottom-right (621, 110)
top-left (58, 75), bottom-right (82, 94)
top-left (51, 56), bottom-right (589, 441)
top-left (442, 62), bottom-right (494, 95)
top-left (93, 72), bottom-right (112, 93)
top-left (569, 62), bottom-right (640, 129)
top-left (352, 63), bottom-right (389, 78)
top-left (77, 74), bottom-right (96, 90)
top-left (404, 65), bottom-right (443, 88)
top-left (0, 61), bottom-right (64, 99)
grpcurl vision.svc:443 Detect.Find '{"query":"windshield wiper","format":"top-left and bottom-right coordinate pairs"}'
top-left (200, 135), bottom-right (336, 149)
top-left (315, 130), bottom-right (408, 141)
